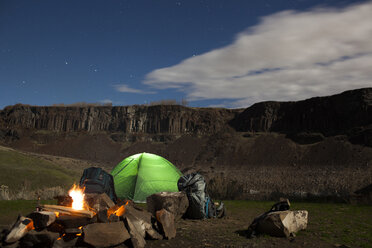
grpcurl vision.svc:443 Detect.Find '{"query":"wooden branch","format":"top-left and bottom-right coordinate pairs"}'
top-left (41, 204), bottom-right (95, 218)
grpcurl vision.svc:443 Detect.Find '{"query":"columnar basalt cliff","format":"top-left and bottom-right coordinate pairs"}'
top-left (1, 88), bottom-right (372, 201)
top-left (0, 104), bottom-right (237, 135)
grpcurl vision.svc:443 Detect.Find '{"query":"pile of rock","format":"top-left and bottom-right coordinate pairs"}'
top-left (0, 191), bottom-right (189, 248)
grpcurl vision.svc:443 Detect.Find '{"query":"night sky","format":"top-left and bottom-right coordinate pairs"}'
top-left (1, 0), bottom-right (371, 109)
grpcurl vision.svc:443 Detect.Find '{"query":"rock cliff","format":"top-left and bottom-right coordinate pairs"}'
top-left (0, 104), bottom-right (237, 135)
top-left (1, 88), bottom-right (371, 201)
top-left (230, 87), bottom-right (372, 135)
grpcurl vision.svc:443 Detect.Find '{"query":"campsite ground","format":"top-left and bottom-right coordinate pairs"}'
top-left (145, 200), bottom-right (372, 248)
top-left (1, 200), bottom-right (371, 248)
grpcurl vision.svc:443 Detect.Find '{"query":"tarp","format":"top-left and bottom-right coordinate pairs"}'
top-left (111, 152), bottom-right (182, 202)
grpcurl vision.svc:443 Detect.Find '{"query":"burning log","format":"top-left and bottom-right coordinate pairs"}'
top-left (41, 205), bottom-right (94, 218)
top-left (27, 211), bottom-right (56, 230)
top-left (5, 216), bottom-right (34, 243)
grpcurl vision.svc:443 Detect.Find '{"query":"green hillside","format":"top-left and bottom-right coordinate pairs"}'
top-left (0, 148), bottom-right (80, 194)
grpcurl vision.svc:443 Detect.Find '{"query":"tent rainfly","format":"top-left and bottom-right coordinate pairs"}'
top-left (111, 152), bottom-right (182, 202)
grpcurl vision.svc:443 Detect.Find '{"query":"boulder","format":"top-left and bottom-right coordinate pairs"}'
top-left (83, 222), bottom-right (130, 248)
top-left (147, 191), bottom-right (189, 220)
top-left (256, 210), bottom-right (308, 237)
top-left (156, 209), bottom-right (176, 239)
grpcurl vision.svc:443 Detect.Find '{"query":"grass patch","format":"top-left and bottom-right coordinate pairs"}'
top-left (224, 200), bottom-right (372, 248)
top-left (0, 149), bottom-right (80, 193)
top-left (0, 200), bottom-right (56, 227)
top-left (291, 202), bottom-right (372, 248)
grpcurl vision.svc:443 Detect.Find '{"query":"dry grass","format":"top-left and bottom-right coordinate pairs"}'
top-left (207, 166), bottom-right (372, 201)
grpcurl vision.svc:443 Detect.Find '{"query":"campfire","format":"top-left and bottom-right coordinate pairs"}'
top-left (68, 184), bottom-right (86, 211)
top-left (1, 185), bottom-right (185, 248)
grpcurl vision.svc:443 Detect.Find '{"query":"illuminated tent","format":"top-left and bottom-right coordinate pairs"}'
top-left (111, 152), bottom-right (182, 202)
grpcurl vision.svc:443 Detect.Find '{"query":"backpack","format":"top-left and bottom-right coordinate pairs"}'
top-left (79, 167), bottom-right (117, 203)
top-left (178, 173), bottom-right (224, 219)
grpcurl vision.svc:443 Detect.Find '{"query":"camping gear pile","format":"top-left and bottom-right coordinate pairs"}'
top-left (247, 198), bottom-right (308, 238)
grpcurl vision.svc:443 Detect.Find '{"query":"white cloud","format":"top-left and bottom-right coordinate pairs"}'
top-left (113, 84), bottom-right (155, 94)
top-left (144, 1), bottom-right (372, 108)
top-left (100, 99), bottom-right (113, 104)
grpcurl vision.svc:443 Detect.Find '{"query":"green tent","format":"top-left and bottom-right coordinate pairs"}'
top-left (111, 152), bottom-right (182, 202)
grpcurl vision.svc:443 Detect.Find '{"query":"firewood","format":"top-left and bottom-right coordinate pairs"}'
top-left (40, 205), bottom-right (94, 218)
top-left (147, 191), bottom-right (189, 220)
top-left (156, 209), bottom-right (176, 239)
top-left (5, 216), bottom-right (34, 243)
top-left (55, 215), bottom-right (95, 229)
top-left (27, 211), bottom-right (56, 230)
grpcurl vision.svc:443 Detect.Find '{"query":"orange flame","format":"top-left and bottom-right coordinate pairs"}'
top-left (26, 220), bottom-right (35, 231)
top-left (114, 205), bottom-right (126, 216)
top-left (107, 203), bottom-right (127, 218)
top-left (68, 184), bottom-right (86, 210)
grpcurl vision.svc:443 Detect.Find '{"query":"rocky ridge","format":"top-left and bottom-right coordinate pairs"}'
top-left (1, 88), bottom-right (371, 201)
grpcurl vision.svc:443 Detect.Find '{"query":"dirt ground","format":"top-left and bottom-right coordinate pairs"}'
top-left (144, 202), bottom-right (341, 248)
top-left (146, 219), bottom-right (333, 248)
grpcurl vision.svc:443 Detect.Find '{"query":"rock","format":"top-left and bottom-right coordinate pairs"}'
top-left (19, 229), bottom-right (59, 248)
top-left (125, 204), bottom-right (153, 225)
top-left (85, 193), bottom-right (115, 212)
top-left (144, 222), bottom-right (163, 240)
top-left (55, 215), bottom-right (96, 229)
top-left (97, 209), bottom-right (109, 223)
top-left (256, 210), bottom-right (308, 237)
top-left (64, 228), bottom-right (82, 235)
top-left (83, 222), bottom-right (130, 248)
top-left (147, 191), bottom-right (189, 220)
top-left (108, 214), bottom-right (120, 222)
top-left (124, 215), bottom-right (146, 248)
top-left (52, 236), bottom-right (79, 248)
top-left (54, 195), bottom-right (73, 207)
top-left (5, 216), bottom-right (34, 243)
top-left (1, 241), bottom-right (19, 248)
top-left (123, 208), bottom-right (162, 242)
top-left (156, 209), bottom-right (176, 239)
top-left (27, 211), bottom-right (56, 230)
